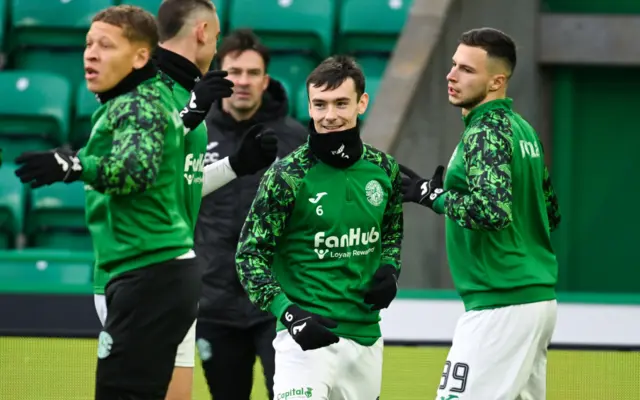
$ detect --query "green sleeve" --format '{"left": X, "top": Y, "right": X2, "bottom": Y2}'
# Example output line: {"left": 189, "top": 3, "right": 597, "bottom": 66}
{"left": 542, "top": 165, "right": 561, "bottom": 232}
{"left": 78, "top": 91, "right": 167, "bottom": 195}
{"left": 441, "top": 121, "right": 514, "bottom": 231}
{"left": 381, "top": 159, "right": 403, "bottom": 275}
{"left": 235, "top": 162, "right": 297, "bottom": 318}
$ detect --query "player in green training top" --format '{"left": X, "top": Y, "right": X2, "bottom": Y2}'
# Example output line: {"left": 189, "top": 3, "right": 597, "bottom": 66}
{"left": 89, "top": 2, "right": 278, "bottom": 399}
{"left": 15, "top": 6, "right": 203, "bottom": 399}
{"left": 401, "top": 28, "right": 561, "bottom": 400}
{"left": 236, "top": 56, "right": 404, "bottom": 400}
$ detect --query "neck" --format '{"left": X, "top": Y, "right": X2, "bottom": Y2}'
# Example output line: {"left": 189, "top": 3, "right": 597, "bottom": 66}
{"left": 160, "top": 41, "right": 206, "bottom": 74}
{"left": 462, "top": 91, "right": 507, "bottom": 116}
{"left": 308, "top": 120, "right": 363, "bottom": 169}
{"left": 222, "top": 98, "right": 261, "bottom": 122}
{"left": 154, "top": 46, "right": 203, "bottom": 91}
{"left": 95, "top": 61, "right": 157, "bottom": 104}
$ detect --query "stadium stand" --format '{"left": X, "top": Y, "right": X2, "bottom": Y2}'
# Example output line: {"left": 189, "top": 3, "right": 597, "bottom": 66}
{"left": 0, "top": 71, "right": 72, "bottom": 163}
{"left": 0, "top": 0, "right": 411, "bottom": 303}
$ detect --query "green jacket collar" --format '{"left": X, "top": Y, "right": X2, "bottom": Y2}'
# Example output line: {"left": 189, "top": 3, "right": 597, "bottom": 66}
{"left": 463, "top": 98, "right": 513, "bottom": 128}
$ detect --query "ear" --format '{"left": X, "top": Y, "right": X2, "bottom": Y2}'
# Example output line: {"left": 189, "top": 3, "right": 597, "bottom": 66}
{"left": 196, "top": 21, "right": 207, "bottom": 44}
{"left": 262, "top": 74, "right": 270, "bottom": 91}
{"left": 357, "top": 92, "right": 370, "bottom": 115}
{"left": 132, "top": 46, "right": 150, "bottom": 69}
{"left": 489, "top": 74, "right": 507, "bottom": 92}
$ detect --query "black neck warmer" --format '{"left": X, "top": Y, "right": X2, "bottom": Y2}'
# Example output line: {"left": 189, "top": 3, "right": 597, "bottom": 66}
{"left": 95, "top": 61, "right": 157, "bottom": 104}
{"left": 153, "top": 47, "right": 202, "bottom": 91}
{"left": 308, "top": 120, "right": 363, "bottom": 169}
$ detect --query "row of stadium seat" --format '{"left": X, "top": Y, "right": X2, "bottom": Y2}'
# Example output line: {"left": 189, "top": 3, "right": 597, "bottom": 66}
{"left": 0, "top": 69, "right": 381, "bottom": 163}
{"left": 0, "top": 0, "right": 411, "bottom": 87}
{"left": 0, "top": 164, "right": 90, "bottom": 251}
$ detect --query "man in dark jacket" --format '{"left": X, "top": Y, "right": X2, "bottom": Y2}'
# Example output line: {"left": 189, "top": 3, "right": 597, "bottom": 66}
{"left": 194, "top": 29, "right": 307, "bottom": 400}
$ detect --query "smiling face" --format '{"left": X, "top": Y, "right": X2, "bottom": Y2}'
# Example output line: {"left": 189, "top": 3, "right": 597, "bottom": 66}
{"left": 307, "top": 78, "right": 368, "bottom": 134}
{"left": 84, "top": 21, "right": 152, "bottom": 93}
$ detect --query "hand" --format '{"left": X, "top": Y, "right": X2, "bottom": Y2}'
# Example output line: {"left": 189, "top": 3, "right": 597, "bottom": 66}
{"left": 400, "top": 164, "right": 446, "bottom": 209}
{"left": 364, "top": 264, "right": 398, "bottom": 311}
{"left": 15, "top": 148, "right": 83, "bottom": 188}
{"left": 180, "top": 70, "right": 234, "bottom": 130}
{"left": 228, "top": 124, "right": 278, "bottom": 176}
{"left": 281, "top": 304, "right": 339, "bottom": 351}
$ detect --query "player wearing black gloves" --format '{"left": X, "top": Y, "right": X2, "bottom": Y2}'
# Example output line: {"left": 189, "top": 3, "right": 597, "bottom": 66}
{"left": 180, "top": 70, "right": 233, "bottom": 132}
{"left": 235, "top": 55, "right": 403, "bottom": 400}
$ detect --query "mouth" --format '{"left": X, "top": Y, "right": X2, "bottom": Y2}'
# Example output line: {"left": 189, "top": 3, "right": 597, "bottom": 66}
{"left": 234, "top": 91, "right": 251, "bottom": 98}
{"left": 322, "top": 125, "right": 344, "bottom": 132}
{"left": 85, "top": 67, "right": 99, "bottom": 81}
{"left": 448, "top": 86, "right": 458, "bottom": 96}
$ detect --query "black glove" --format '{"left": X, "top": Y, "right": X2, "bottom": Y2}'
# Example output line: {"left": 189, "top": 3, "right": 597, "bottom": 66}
{"left": 180, "top": 70, "right": 234, "bottom": 130}
{"left": 364, "top": 264, "right": 398, "bottom": 311}
{"left": 15, "top": 148, "right": 83, "bottom": 188}
{"left": 228, "top": 124, "right": 278, "bottom": 176}
{"left": 281, "top": 304, "right": 340, "bottom": 351}
{"left": 400, "top": 164, "right": 446, "bottom": 209}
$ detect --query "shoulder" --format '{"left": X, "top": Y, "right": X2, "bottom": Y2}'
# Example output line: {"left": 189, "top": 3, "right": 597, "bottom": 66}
{"left": 467, "top": 108, "right": 514, "bottom": 141}
{"left": 262, "top": 143, "right": 314, "bottom": 191}
{"left": 362, "top": 143, "right": 399, "bottom": 180}
{"left": 108, "top": 79, "right": 170, "bottom": 129}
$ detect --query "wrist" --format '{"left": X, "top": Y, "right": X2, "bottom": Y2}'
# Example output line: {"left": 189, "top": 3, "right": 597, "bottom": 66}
{"left": 78, "top": 154, "right": 96, "bottom": 184}
{"left": 268, "top": 292, "right": 294, "bottom": 319}
{"left": 432, "top": 193, "right": 447, "bottom": 214}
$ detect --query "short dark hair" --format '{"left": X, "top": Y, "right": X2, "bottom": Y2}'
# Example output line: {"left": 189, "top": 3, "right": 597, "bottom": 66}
{"left": 459, "top": 28, "right": 517, "bottom": 76}
{"left": 306, "top": 55, "right": 365, "bottom": 99}
{"left": 216, "top": 28, "right": 270, "bottom": 71}
{"left": 157, "top": 0, "right": 215, "bottom": 42}
{"left": 93, "top": 5, "right": 159, "bottom": 49}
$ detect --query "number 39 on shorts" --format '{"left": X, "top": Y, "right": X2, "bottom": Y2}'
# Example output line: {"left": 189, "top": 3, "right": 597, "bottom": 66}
{"left": 439, "top": 360, "right": 469, "bottom": 395}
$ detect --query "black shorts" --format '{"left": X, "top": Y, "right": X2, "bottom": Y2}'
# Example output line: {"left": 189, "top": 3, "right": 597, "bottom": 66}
{"left": 95, "top": 256, "right": 200, "bottom": 400}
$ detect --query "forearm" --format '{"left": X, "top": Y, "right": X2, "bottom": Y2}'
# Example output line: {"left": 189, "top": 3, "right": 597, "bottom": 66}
{"left": 435, "top": 188, "right": 512, "bottom": 231}
{"left": 236, "top": 241, "right": 293, "bottom": 317}
{"left": 381, "top": 163, "right": 404, "bottom": 274}
{"left": 201, "top": 157, "right": 237, "bottom": 197}
{"left": 543, "top": 166, "right": 561, "bottom": 231}
{"left": 78, "top": 149, "right": 161, "bottom": 195}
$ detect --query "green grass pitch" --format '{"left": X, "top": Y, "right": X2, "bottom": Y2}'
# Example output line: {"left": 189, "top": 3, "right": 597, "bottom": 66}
{"left": 0, "top": 338, "right": 638, "bottom": 399}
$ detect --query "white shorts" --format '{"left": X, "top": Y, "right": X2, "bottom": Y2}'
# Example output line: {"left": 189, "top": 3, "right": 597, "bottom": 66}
{"left": 94, "top": 294, "right": 196, "bottom": 368}
{"left": 272, "top": 330, "right": 383, "bottom": 400}
{"left": 436, "top": 299, "right": 557, "bottom": 400}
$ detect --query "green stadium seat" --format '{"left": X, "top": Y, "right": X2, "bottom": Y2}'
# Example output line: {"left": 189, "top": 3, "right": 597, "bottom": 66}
{"left": 27, "top": 182, "right": 92, "bottom": 251}
{"left": 10, "top": 0, "right": 110, "bottom": 47}
{"left": 269, "top": 54, "right": 316, "bottom": 93}
{"left": 0, "top": 71, "right": 72, "bottom": 162}
{"left": 357, "top": 56, "right": 388, "bottom": 79}
{"left": 0, "top": 249, "right": 94, "bottom": 294}
{"left": 229, "top": 0, "right": 336, "bottom": 58}
{"left": 0, "top": 0, "right": 6, "bottom": 52}
{"left": 10, "top": 0, "right": 110, "bottom": 88}
{"left": 268, "top": 74, "right": 295, "bottom": 116}
{"left": 0, "top": 164, "right": 25, "bottom": 249}
{"left": 72, "top": 84, "right": 100, "bottom": 149}
{"left": 338, "top": 0, "right": 413, "bottom": 54}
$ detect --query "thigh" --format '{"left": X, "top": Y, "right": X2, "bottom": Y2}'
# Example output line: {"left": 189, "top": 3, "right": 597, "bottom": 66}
{"left": 196, "top": 322, "right": 256, "bottom": 400}
{"left": 332, "top": 338, "right": 383, "bottom": 400}
{"left": 518, "top": 301, "right": 557, "bottom": 400}
{"left": 94, "top": 294, "right": 107, "bottom": 327}
{"left": 272, "top": 330, "right": 338, "bottom": 400}
{"left": 96, "top": 258, "right": 200, "bottom": 398}
{"left": 435, "top": 302, "right": 550, "bottom": 400}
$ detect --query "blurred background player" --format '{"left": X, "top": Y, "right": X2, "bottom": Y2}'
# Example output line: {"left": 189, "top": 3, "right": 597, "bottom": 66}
{"left": 235, "top": 55, "right": 404, "bottom": 400}
{"left": 401, "top": 28, "right": 561, "bottom": 400}
{"left": 15, "top": 5, "right": 202, "bottom": 400}
{"left": 194, "top": 28, "right": 306, "bottom": 400}
{"left": 87, "top": 1, "right": 276, "bottom": 400}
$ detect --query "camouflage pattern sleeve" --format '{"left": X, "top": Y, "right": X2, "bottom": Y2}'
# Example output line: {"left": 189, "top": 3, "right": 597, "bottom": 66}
{"left": 443, "top": 118, "right": 514, "bottom": 231}
{"left": 543, "top": 165, "right": 561, "bottom": 231}
{"left": 381, "top": 157, "right": 404, "bottom": 275}
{"left": 235, "top": 160, "right": 300, "bottom": 317}
{"left": 79, "top": 88, "right": 167, "bottom": 195}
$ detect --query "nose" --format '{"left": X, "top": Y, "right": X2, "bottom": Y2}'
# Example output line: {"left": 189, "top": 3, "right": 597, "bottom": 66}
{"left": 237, "top": 71, "right": 251, "bottom": 86}
{"left": 446, "top": 68, "right": 457, "bottom": 82}
{"left": 84, "top": 45, "right": 98, "bottom": 62}
{"left": 324, "top": 105, "right": 338, "bottom": 121}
